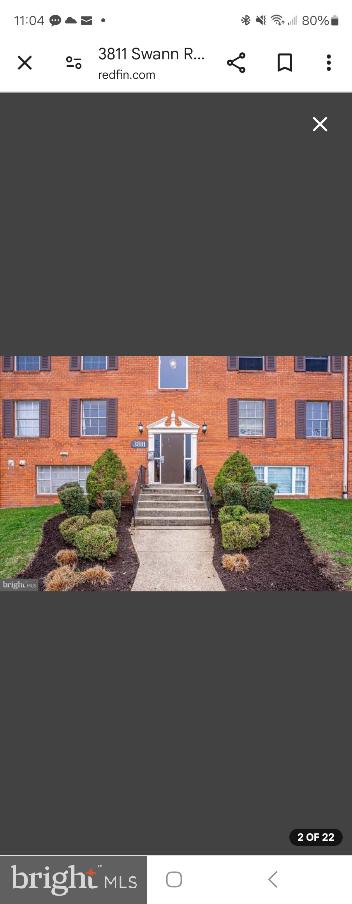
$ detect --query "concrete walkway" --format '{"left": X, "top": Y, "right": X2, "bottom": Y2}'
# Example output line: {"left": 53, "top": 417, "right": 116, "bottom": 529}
{"left": 131, "top": 528, "right": 225, "bottom": 592}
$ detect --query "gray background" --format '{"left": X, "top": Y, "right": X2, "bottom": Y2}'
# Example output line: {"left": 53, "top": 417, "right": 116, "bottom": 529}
{"left": 1, "top": 94, "right": 351, "bottom": 854}
{"left": 0, "top": 857, "right": 146, "bottom": 901}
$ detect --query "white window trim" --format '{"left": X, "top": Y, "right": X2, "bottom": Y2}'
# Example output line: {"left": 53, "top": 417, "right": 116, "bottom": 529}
{"left": 36, "top": 465, "right": 91, "bottom": 496}
{"left": 238, "top": 355, "right": 264, "bottom": 371}
{"left": 15, "top": 356, "right": 41, "bottom": 372}
{"left": 15, "top": 400, "right": 40, "bottom": 437}
{"left": 81, "top": 355, "right": 108, "bottom": 371}
{"left": 158, "top": 356, "right": 188, "bottom": 390}
{"left": 305, "top": 355, "right": 330, "bottom": 373}
{"left": 306, "top": 401, "right": 331, "bottom": 439}
{"left": 254, "top": 465, "right": 309, "bottom": 496}
{"left": 238, "top": 399, "right": 265, "bottom": 437}
{"left": 81, "top": 399, "right": 108, "bottom": 437}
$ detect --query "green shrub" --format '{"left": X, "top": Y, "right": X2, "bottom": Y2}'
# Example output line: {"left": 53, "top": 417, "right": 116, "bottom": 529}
{"left": 218, "top": 505, "right": 248, "bottom": 525}
{"left": 102, "top": 489, "right": 122, "bottom": 519}
{"left": 87, "top": 449, "right": 128, "bottom": 510}
{"left": 214, "top": 452, "right": 256, "bottom": 500}
{"left": 74, "top": 525, "right": 118, "bottom": 561}
{"left": 59, "top": 515, "right": 90, "bottom": 544}
{"left": 57, "top": 482, "right": 89, "bottom": 516}
{"left": 221, "top": 520, "right": 261, "bottom": 552}
{"left": 223, "top": 482, "right": 245, "bottom": 506}
{"left": 245, "top": 482, "right": 275, "bottom": 513}
{"left": 242, "top": 512, "right": 270, "bottom": 539}
{"left": 91, "top": 509, "right": 117, "bottom": 528}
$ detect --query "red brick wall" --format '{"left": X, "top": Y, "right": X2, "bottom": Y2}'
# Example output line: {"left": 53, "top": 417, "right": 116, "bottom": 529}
{"left": 0, "top": 355, "right": 347, "bottom": 506}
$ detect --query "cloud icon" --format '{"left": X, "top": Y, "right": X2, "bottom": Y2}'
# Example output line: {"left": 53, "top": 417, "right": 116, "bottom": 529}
{"left": 65, "top": 16, "right": 77, "bottom": 23}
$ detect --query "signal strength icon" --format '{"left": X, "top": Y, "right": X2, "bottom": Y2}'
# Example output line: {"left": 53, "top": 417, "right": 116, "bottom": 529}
{"left": 271, "top": 14, "right": 285, "bottom": 24}
{"left": 288, "top": 15, "right": 298, "bottom": 24}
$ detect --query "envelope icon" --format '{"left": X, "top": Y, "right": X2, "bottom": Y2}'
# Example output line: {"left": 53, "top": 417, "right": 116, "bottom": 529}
{"left": 81, "top": 15, "right": 92, "bottom": 24}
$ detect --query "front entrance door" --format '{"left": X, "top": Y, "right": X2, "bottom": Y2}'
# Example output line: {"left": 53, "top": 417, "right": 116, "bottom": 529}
{"left": 162, "top": 434, "right": 184, "bottom": 484}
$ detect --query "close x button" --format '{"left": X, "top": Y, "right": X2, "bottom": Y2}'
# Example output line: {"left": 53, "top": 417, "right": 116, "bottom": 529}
{"left": 18, "top": 55, "right": 32, "bottom": 70}
{"left": 313, "top": 115, "right": 328, "bottom": 132}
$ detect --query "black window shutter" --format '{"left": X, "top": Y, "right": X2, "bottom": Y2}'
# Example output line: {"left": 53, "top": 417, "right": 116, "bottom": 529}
{"left": 265, "top": 356, "right": 276, "bottom": 372}
{"left": 107, "top": 356, "right": 119, "bottom": 370}
{"left": 69, "top": 399, "right": 81, "bottom": 436}
{"left": 228, "top": 399, "right": 239, "bottom": 437}
{"left": 331, "top": 355, "right": 343, "bottom": 373}
{"left": 2, "top": 400, "right": 15, "bottom": 437}
{"left": 69, "top": 356, "right": 81, "bottom": 371}
{"left": 3, "top": 356, "right": 14, "bottom": 372}
{"left": 227, "top": 356, "right": 239, "bottom": 371}
{"left": 39, "top": 400, "right": 50, "bottom": 437}
{"left": 106, "top": 399, "right": 118, "bottom": 436}
{"left": 265, "top": 399, "right": 277, "bottom": 437}
{"left": 295, "top": 356, "right": 306, "bottom": 372}
{"left": 331, "top": 401, "right": 343, "bottom": 438}
{"left": 40, "top": 356, "right": 51, "bottom": 371}
{"left": 296, "top": 400, "right": 307, "bottom": 438}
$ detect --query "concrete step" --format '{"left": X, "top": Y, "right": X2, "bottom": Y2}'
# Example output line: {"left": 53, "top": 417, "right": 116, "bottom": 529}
{"left": 138, "top": 500, "right": 207, "bottom": 510}
{"left": 141, "top": 486, "right": 200, "bottom": 494}
{"left": 135, "top": 516, "right": 211, "bottom": 526}
{"left": 137, "top": 507, "right": 208, "bottom": 516}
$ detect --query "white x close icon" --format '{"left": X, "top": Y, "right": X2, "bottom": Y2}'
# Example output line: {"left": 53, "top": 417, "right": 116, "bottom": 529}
{"left": 313, "top": 116, "right": 328, "bottom": 132}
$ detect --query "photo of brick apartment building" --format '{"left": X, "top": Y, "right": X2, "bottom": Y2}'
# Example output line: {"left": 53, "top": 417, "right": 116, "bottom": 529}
{"left": 0, "top": 355, "right": 350, "bottom": 508}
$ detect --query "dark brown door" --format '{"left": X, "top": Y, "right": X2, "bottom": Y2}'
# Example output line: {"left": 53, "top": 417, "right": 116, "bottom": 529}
{"left": 162, "top": 434, "right": 184, "bottom": 484}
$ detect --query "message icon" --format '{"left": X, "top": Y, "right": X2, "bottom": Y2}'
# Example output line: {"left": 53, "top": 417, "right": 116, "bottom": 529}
{"left": 278, "top": 53, "right": 293, "bottom": 71}
{"left": 49, "top": 14, "right": 62, "bottom": 25}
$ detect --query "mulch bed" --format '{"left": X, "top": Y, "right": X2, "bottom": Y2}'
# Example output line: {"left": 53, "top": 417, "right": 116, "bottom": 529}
{"left": 213, "top": 507, "right": 338, "bottom": 592}
{"left": 18, "top": 507, "right": 139, "bottom": 592}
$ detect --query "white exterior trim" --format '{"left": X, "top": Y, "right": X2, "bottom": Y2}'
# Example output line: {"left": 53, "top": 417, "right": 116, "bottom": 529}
{"left": 147, "top": 411, "right": 199, "bottom": 484}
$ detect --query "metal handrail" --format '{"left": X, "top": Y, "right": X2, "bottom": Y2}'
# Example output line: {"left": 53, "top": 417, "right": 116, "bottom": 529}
{"left": 132, "top": 465, "right": 147, "bottom": 526}
{"left": 196, "top": 465, "right": 213, "bottom": 524}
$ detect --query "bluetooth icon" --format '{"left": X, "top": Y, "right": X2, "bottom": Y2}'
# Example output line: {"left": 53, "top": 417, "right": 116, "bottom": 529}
{"left": 241, "top": 15, "right": 251, "bottom": 24}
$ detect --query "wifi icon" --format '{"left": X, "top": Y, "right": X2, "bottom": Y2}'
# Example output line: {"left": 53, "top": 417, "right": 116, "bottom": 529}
{"left": 271, "top": 14, "right": 285, "bottom": 24}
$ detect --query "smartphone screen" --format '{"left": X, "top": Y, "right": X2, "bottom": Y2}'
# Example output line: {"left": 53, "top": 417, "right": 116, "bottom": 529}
{"left": 0, "top": 0, "right": 351, "bottom": 900}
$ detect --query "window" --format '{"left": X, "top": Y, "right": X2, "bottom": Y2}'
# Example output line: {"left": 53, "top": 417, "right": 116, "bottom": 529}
{"left": 239, "top": 400, "right": 265, "bottom": 436}
{"left": 81, "top": 400, "right": 107, "bottom": 436}
{"left": 16, "top": 401, "right": 40, "bottom": 437}
{"left": 185, "top": 433, "right": 192, "bottom": 483}
{"left": 305, "top": 356, "right": 329, "bottom": 372}
{"left": 239, "top": 356, "right": 264, "bottom": 371}
{"left": 254, "top": 465, "right": 308, "bottom": 495}
{"left": 159, "top": 356, "right": 188, "bottom": 389}
{"left": 306, "top": 401, "right": 330, "bottom": 438}
{"left": 82, "top": 356, "right": 108, "bottom": 370}
{"left": 16, "top": 356, "right": 40, "bottom": 371}
{"left": 37, "top": 465, "right": 91, "bottom": 495}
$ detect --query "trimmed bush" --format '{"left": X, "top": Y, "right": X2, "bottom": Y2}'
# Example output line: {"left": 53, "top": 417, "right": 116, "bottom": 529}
{"left": 222, "top": 553, "right": 250, "bottom": 574}
{"left": 218, "top": 504, "right": 248, "bottom": 525}
{"left": 91, "top": 509, "right": 117, "bottom": 528}
{"left": 44, "top": 565, "right": 77, "bottom": 592}
{"left": 214, "top": 452, "right": 256, "bottom": 501}
{"left": 55, "top": 549, "right": 78, "bottom": 567}
{"left": 222, "top": 482, "right": 245, "bottom": 506}
{"left": 86, "top": 449, "right": 128, "bottom": 510}
{"left": 242, "top": 512, "right": 270, "bottom": 539}
{"left": 74, "top": 525, "right": 118, "bottom": 561}
{"left": 57, "top": 482, "right": 89, "bottom": 516}
{"left": 102, "top": 489, "right": 122, "bottom": 519}
{"left": 59, "top": 515, "right": 90, "bottom": 545}
{"left": 245, "top": 482, "right": 275, "bottom": 513}
{"left": 221, "top": 520, "right": 261, "bottom": 552}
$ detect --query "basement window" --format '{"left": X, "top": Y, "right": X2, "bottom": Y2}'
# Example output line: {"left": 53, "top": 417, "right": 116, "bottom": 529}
{"left": 253, "top": 465, "right": 309, "bottom": 495}
{"left": 37, "top": 465, "right": 91, "bottom": 495}
{"left": 159, "top": 356, "right": 188, "bottom": 389}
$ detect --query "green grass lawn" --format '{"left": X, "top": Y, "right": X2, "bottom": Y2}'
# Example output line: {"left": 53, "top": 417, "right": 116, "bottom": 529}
{"left": 0, "top": 505, "right": 61, "bottom": 579}
{"left": 275, "top": 499, "right": 352, "bottom": 579}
